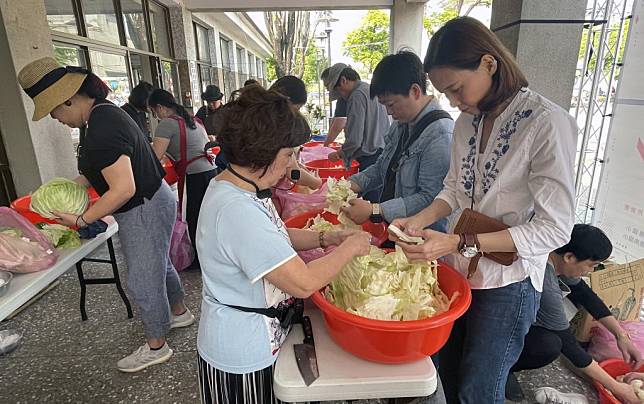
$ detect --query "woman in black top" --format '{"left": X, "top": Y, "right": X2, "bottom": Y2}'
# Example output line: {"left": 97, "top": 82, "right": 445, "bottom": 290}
{"left": 121, "top": 81, "right": 153, "bottom": 142}
{"left": 18, "top": 57, "right": 193, "bottom": 373}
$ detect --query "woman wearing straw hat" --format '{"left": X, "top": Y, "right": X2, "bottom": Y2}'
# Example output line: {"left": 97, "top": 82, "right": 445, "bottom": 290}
{"left": 18, "top": 57, "right": 194, "bottom": 373}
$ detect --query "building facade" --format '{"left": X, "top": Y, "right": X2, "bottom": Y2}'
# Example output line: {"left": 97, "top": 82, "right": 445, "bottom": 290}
{"left": 0, "top": 0, "right": 270, "bottom": 203}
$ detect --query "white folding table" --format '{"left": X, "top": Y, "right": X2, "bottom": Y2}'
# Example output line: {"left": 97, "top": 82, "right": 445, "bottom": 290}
{"left": 0, "top": 217, "right": 132, "bottom": 321}
{"left": 274, "top": 308, "right": 437, "bottom": 402}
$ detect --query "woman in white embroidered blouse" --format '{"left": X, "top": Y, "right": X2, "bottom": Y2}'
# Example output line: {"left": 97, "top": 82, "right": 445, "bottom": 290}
{"left": 391, "top": 17, "right": 576, "bottom": 404}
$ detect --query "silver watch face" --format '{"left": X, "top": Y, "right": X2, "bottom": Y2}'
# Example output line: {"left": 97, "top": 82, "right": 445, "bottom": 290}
{"left": 461, "top": 246, "right": 478, "bottom": 258}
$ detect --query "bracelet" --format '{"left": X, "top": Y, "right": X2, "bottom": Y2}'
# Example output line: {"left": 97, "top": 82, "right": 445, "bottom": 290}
{"left": 319, "top": 231, "right": 328, "bottom": 249}
{"left": 76, "top": 214, "right": 88, "bottom": 228}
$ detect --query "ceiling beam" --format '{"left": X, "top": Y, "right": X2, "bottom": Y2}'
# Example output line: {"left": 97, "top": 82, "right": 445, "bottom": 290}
{"left": 184, "top": 0, "right": 395, "bottom": 12}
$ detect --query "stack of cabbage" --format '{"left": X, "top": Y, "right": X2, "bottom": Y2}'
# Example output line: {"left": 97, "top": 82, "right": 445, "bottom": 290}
{"left": 36, "top": 223, "right": 81, "bottom": 249}
{"left": 325, "top": 246, "right": 456, "bottom": 321}
{"left": 306, "top": 177, "right": 360, "bottom": 231}
{"left": 30, "top": 178, "right": 88, "bottom": 219}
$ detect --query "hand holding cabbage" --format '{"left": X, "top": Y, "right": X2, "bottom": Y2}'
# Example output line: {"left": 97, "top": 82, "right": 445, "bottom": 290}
{"left": 30, "top": 178, "right": 88, "bottom": 219}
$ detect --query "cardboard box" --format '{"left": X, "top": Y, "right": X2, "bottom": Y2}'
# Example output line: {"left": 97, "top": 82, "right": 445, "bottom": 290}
{"left": 570, "top": 258, "right": 644, "bottom": 342}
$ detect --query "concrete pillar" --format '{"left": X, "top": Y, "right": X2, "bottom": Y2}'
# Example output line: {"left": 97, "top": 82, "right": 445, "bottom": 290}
{"left": 491, "top": 0, "right": 586, "bottom": 110}
{"left": 169, "top": 5, "right": 201, "bottom": 111}
{"left": 0, "top": 0, "right": 77, "bottom": 196}
{"left": 390, "top": 0, "right": 427, "bottom": 56}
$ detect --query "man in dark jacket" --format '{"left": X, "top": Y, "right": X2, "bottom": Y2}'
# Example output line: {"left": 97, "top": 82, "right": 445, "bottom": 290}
{"left": 195, "top": 85, "right": 223, "bottom": 139}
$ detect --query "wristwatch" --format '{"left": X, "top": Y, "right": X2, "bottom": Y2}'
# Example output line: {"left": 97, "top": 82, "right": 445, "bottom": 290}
{"left": 369, "top": 203, "right": 384, "bottom": 223}
{"left": 458, "top": 233, "right": 480, "bottom": 258}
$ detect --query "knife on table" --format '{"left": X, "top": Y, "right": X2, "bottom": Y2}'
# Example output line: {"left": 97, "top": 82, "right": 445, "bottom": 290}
{"left": 293, "top": 315, "right": 319, "bottom": 386}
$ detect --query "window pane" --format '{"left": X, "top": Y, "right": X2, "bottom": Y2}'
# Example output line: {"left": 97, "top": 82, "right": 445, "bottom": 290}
{"left": 149, "top": 2, "right": 171, "bottom": 56}
{"left": 130, "top": 53, "right": 153, "bottom": 86}
{"left": 256, "top": 58, "right": 262, "bottom": 78}
{"left": 81, "top": 0, "right": 120, "bottom": 44}
{"left": 45, "top": 0, "right": 78, "bottom": 35}
{"left": 121, "top": 0, "right": 148, "bottom": 51}
{"left": 89, "top": 50, "right": 130, "bottom": 106}
{"left": 199, "top": 65, "right": 212, "bottom": 92}
{"left": 220, "top": 38, "right": 231, "bottom": 69}
{"left": 53, "top": 43, "right": 87, "bottom": 67}
{"left": 196, "top": 25, "right": 210, "bottom": 62}
{"left": 161, "top": 61, "right": 180, "bottom": 99}
{"left": 236, "top": 47, "right": 246, "bottom": 74}
{"left": 248, "top": 53, "right": 256, "bottom": 76}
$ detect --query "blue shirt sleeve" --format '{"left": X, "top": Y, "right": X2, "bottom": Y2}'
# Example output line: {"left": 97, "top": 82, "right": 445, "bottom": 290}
{"left": 218, "top": 198, "right": 297, "bottom": 283}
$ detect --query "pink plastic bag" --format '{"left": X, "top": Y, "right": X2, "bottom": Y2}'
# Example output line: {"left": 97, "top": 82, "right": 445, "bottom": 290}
{"left": 0, "top": 207, "right": 58, "bottom": 273}
{"left": 169, "top": 209, "right": 194, "bottom": 272}
{"left": 300, "top": 146, "right": 337, "bottom": 164}
{"left": 273, "top": 182, "right": 328, "bottom": 220}
{"left": 588, "top": 321, "right": 644, "bottom": 362}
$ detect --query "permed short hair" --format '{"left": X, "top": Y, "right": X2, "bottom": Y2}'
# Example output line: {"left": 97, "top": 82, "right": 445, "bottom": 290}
{"left": 370, "top": 51, "right": 427, "bottom": 98}
{"left": 554, "top": 224, "right": 613, "bottom": 262}
{"left": 215, "top": 86, "right": 311, "bottom": 171}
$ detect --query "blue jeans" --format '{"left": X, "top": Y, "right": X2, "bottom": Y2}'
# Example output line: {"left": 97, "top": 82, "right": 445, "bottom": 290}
{"left": 439, "top": 277, "right": 540, "bottom": 404}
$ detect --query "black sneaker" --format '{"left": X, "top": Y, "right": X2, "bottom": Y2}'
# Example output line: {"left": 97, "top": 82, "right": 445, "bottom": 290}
{"left": 505, "top": 372, "right": 525, "bottom": 401}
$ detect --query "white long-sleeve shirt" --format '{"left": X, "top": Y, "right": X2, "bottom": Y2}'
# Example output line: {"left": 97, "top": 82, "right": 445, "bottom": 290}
{"left": 436, "top": 88, "right": 577, "bottom": 292}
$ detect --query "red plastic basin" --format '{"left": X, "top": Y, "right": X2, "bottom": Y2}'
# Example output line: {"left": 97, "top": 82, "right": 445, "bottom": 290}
{"left": 162, "top": 160, "right": 178, "bottom": 185}
{"left": 305, "top": 159, "right": 359, "bottom": 180}
{"left": 311, "top": 257, "right": 471, "bottom": 364}
{"left": 208, "top": 146, "right": 220, "bottom": 155}
{"left": 11, "top": 187, "right": 100, "bottom": 225}
{"left": 595, "top": 359, "right": 644, "bottom": 403}
{"left": 303, "top": 141, "right": 341, "bottom": 150}
{"left": 284, "top": 208, "right": 388, "bottom": 247}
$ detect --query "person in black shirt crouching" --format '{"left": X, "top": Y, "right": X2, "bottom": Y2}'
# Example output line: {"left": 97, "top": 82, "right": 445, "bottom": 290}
{"left": 18, "top": 57, "right": 193, "bottom": 374}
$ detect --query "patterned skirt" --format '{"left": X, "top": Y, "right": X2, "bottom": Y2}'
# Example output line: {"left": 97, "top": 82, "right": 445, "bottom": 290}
{"left": 197, "top": 354, "right": 283, "bottom": 404}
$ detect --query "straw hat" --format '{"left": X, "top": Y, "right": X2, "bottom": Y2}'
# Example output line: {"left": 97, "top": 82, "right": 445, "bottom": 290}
{"left": 18, "top": 57, "right": 87, "bottom": 121}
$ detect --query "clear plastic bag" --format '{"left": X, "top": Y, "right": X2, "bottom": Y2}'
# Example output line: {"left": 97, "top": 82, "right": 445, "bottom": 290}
{"left": 273, "top": 182, "right": 329, "bottom": 220}
{"left": 0, "top": 207, "right": 58, "bottom": 273}
{"left": 0, "top": 329, "right": 23, "bottom": 354}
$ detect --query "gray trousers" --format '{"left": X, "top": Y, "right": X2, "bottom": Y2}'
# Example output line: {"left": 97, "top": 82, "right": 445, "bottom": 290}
{"left": 114, "top": 182, "right": 185, "bottom": 339}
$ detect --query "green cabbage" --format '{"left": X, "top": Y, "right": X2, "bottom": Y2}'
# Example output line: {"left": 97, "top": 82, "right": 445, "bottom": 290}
{"left": 325, "top": 246, "right": 456, "bottom": 321}
{"left": 36, "top": 223, "right": 81, "bottom": 249}
{"left": 30, "top": 178, "right": 88, "bottom": 219}
{"left": 325, "top": 177, "right": 357, "bottom": 215}
{"left": 0, "top": 227, "right": 23, "bottom": 239}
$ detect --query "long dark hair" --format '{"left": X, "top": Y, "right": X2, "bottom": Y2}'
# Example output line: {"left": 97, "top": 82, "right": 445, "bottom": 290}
{"left": 424, "top": 17, "right": 528, "bottom": 113}
{"left": 148, "top": 89, "right": 197, "bottom": 129}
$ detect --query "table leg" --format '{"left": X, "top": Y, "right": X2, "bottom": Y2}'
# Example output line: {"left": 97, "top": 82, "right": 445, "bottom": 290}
{"left": 75, "top": 262, "right": 88, "bottom": 321}
{"left": 106, "top": 238, "right": 133, "bottom": 319}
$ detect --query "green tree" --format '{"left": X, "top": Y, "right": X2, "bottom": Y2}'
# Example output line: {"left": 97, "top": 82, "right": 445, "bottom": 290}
{"left": 424, "top": 0, "right": 491, "bottom": 36}
{"left": 342, "top": 10, "right": 390, "bottom": 74}
{"left": 264, "top": 11, "right": 319, "bottom": 78}
{"left": 302, "top": 42, "right": 326, "bottom": 87}
{"left": 578, "top": 19, "right": 630, "bottom": 76}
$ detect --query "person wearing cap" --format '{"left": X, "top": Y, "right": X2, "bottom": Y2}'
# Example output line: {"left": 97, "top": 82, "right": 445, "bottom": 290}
{"left": 121, "top": 81, "right": 154, "bottom": 142}
{"left": 320, "top": 68, "right": 347, "bottom": 147}
{"left": 195, "top": 84, "right": 223, "bottom": 139}
{"left": 18, "top": 57, "right": 192, "bottom": 373}
{"left": 322, "top": 63, "right": 390, "bottom": 202}
{"left": 340, "top": 52, "right": 453, "bottom": 231}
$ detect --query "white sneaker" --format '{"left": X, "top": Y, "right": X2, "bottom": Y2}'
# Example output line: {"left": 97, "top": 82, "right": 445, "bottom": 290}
{"left": 170, "top": 308, "right": 195, "bottom": 329}
{"left": 117, "top": 343, "right": 173, "bottom": 373}
{"left": 534, "top": 387, "right": 589, "bottom": 404}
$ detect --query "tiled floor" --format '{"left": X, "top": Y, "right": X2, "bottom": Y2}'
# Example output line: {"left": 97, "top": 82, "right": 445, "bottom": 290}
{"left": 0, "top": 237, "right": 598, "bottom": 403}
